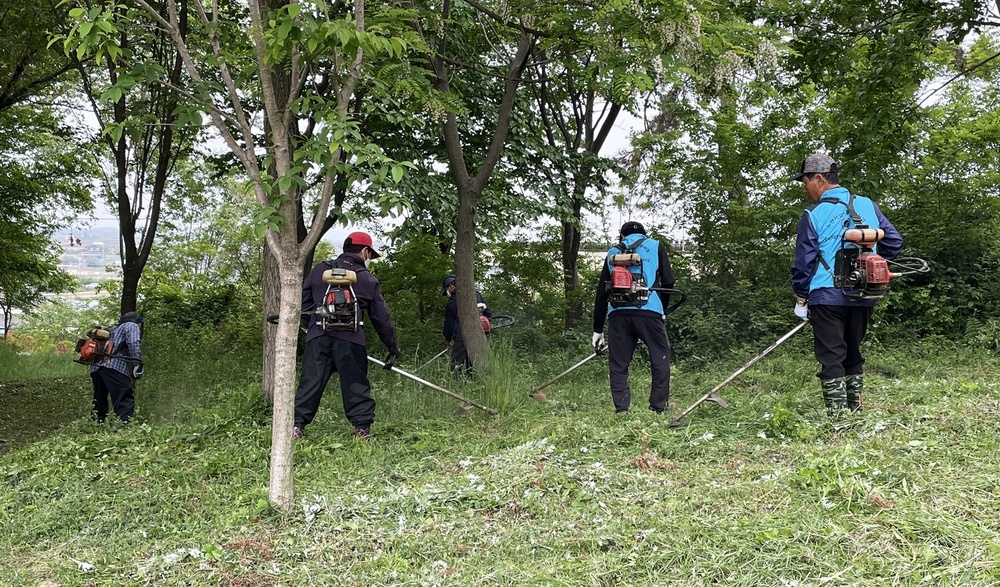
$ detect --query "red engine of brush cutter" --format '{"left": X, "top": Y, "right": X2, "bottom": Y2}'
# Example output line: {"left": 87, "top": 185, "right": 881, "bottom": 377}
{"left": 862, "top": 253, "right": 891, "bottom": 287}
{"left": 611, "top": 266, "right": 635, "bottom": 290}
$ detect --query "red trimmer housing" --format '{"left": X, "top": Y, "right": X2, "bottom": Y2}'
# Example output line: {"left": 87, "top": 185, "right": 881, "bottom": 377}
{"left": 611, "top": 266, "right": 635, "bottom": 290}
{"left": 862, "top": 252, "right": 891, "bottom": 287}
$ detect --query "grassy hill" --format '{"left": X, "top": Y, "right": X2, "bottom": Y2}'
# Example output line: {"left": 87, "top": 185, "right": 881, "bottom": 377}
{"left": 1, "top": 334, "right": 999, "bottom": 586}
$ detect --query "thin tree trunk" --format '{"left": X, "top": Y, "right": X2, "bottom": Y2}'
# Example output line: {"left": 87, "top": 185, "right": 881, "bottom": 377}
{"left": 262, "top": 245, "right": 281, "bottom": 403}
{"left": 436, "top": 31, "right": 535, "bottom": 370}
{"left": 561, "top": 191, "right": 583, "bottom": 329}
{"left": 454, "top": 183, "right": 487, "bottom": 368}
{"left": 267, "top": 247, "right": 302, "bottom": 509}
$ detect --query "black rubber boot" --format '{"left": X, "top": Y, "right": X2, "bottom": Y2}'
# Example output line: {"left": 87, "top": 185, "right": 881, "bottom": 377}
{"left": 846, "top": 374, "right": 864, "bottom": 412}
{"left": 821, "top": 377, "right": 848, "bottom": 420}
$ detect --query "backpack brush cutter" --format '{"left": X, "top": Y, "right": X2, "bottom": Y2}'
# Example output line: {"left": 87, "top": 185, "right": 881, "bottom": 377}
{"left": 529, "top": 289, "right": 686, "bottom": 403}
{"left": 416, "top": 315, "right": 516, "bottom": 372}
{"left": 266, "top": 303, "right": 503, "bottom": 417}
{"left": 669, "top": 246, "right": 929, "bottom": 427}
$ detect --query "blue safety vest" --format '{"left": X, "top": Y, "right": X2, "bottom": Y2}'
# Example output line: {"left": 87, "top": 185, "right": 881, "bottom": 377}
{"left": 606, "top": 234, "right": 665, "bottom": 315}
{"left": 807, "top": 188, "right": 881, "bottom": 292}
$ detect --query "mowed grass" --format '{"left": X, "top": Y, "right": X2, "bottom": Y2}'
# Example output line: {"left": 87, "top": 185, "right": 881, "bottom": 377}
{"left": 0, "top": 344, "right": 91, "bottom": 455}
{"left": 1, "top": 334, "right": 999, "bottom": 586}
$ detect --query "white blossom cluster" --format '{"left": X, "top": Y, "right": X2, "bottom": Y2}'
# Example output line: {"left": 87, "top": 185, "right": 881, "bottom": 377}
{"left": 422, "top": 101, "right": 448, "bottom": 125}
{"left": 753, "top": 39, "right": 779, "bottom": 77}
{"left": 713, "top": 50, "right": 744, "bottom": 94}
{"left": 495, "top": 0, "right": 511, "bottom": 22}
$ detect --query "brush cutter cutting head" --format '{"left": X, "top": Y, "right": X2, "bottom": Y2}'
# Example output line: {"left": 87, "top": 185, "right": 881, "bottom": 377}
{"left": 529, "top": 391, "right": 549, "bottom": 403}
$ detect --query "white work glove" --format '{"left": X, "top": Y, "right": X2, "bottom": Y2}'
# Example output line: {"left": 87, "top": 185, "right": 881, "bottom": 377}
{"left": 793, "top": 303, "right": 809, "bottom": 321}
{"left": 592, "top": 332, "right": 605, "bottom": 353}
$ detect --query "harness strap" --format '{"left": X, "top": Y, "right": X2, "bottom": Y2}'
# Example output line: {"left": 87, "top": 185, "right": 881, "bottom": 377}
{"left": 818, "top": 192, "right": 865, "bottom": 227}
{"left": 816, "top": 192, "right": 866, "bottom": 272}
{"left": 612, "top": 236, "right": 648, "bottom": 254}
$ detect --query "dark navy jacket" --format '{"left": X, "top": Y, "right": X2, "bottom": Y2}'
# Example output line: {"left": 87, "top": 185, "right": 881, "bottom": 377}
{"left": 443, "top": 290, "right": 491, "bottom": 342}
{"left": 302, "top": 253, "right": 398, "bottom": 351}
{"left": 792, "top": 186, "right": 904, "bottom": 307}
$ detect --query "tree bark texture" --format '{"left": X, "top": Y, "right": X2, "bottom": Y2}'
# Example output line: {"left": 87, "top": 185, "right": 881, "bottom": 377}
{"left": 261, "top": 245, "right": 281, "bottom": 404}
{"left": 267, "top": 252, "right": 303, "bottom": 510}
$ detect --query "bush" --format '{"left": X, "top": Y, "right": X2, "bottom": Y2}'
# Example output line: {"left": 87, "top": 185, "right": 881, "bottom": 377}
{"left": 7, "top": 299, "right": 114, "bottom": 354}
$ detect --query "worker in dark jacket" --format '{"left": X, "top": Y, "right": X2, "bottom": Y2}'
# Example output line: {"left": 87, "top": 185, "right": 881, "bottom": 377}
{"left": 293, "top": 231, "right": 400, "bottom": 440}
{"left": 790, "top": 152, "right": 903, "bottom": 418}
{"left": 90, "top": 312, "right": 143, "bottom": 423}
{"left": 441, "top": 275, "right": 492, "bottom": 376}
{"left": 593, "top": 221, "right": 675, "bottom": 413}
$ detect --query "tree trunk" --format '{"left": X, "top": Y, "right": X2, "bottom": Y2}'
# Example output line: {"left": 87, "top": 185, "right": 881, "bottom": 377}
{"left": 454, "top": 184, "right": 488, "bottom": 369}
{"left": 259, "top": 0, "right": 294, "bottom": 404}
{"left": 267, "top": 243, "right": 302, "bottom": 509}
{"left": 110, "top": 1, "right": 184, "bottom": 315}
{"left": 433, "top": 30, "right": 535, "bottom": 370}
{"left": 262, "top": 245, "right": 281, "bottom": 403}
{"left": 120, "top": 271, "right": 139, "bottom": 315}
{"left": 561, "top": 195, "right": 583, "bottom": 329}
{"left": 1, "top": 305, "right": 11, "bottom": 340}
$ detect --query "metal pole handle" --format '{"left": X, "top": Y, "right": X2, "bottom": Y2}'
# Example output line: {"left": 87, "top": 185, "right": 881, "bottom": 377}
{"left": 670, "top": 321, "right": 809, "bottom": 427}
{"left": 416, "top": 348, "right": 449, "bottom": 371}
{"left": 529, "top": 351, "right": 600, "bottom": 396}
{"left": 368, "top": 356, "right": 498, "bottom": 415}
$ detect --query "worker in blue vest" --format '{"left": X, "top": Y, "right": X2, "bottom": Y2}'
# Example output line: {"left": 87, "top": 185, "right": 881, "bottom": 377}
{"left": 791, "top": 152, "right": 903, "bottom": 418}
{"left": 593, "top": 221, "right": 675, "bottom": 413}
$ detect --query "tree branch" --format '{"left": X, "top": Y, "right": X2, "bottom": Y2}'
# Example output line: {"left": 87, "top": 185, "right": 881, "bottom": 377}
{"left": 459, "top": 0, "right": 552, "bottom": 38}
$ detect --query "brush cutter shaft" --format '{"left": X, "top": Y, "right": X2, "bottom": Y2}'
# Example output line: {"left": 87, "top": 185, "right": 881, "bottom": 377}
{"left": 417, "top": 348, "right": 449, "bottom": 371}
{"left": 367, "top": 356, "right": 498, "bottom": 415}
{"left": 671, "top": 321, "right": 809, "bottom": 426}
{"left": 530, "top": 352, "right": 598, "bottom": 396}
{"left": 649, "top": 288, "right": 687, "bottom": 316}
{"left": 76, "top": 355, "right": 143, "bottom": 365}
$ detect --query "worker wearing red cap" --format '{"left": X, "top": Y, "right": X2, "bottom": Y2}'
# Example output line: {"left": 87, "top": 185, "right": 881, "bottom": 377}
{"left": 293, "top": 231, "right": 400, "bottom": 440}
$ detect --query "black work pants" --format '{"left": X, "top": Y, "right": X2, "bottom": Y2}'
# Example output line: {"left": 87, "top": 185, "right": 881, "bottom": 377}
{"left": 294, "top": 335, "right": 374, "bottom": 429}
{"left": 607, "top": 311, "right": 671, "bottom": 412}
{"left": 450, "top": 328, "right": 472, "bottom": 376}
{"left": 809, "top": 304, "right": 874, "bottom": 380}
{"left": 91, "top": 368, "right": 135, "bottom": 423}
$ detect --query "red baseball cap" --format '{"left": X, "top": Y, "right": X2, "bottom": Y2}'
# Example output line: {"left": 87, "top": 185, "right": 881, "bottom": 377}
{"left": 344, "top": 231, "right": 381, "bottom": 258}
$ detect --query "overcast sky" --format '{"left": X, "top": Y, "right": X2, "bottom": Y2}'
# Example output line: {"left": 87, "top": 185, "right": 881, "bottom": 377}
{"left": 82, "top": 107, "right": 648, "bottom": 252}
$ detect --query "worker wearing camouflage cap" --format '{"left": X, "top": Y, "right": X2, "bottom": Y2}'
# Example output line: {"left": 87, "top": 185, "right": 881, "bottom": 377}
{"left": 790, "top": 152, "right": 904, "bottom": 418}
